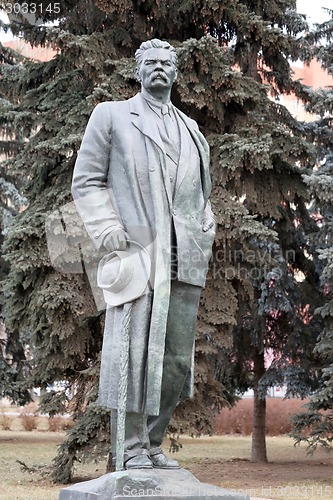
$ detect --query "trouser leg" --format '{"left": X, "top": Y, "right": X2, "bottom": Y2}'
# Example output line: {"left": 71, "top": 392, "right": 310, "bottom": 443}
{"left": 148, "top": 280, "right": 201, "bottom": 449}
{"left": 111, "top": 409, "right": 150, "bottom": 464}
{"left": 111, "top": 280, "right": 201, "bottom": 464}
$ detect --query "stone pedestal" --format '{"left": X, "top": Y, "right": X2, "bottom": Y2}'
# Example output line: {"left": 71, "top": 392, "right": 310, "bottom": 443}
{"left": 59, "top": 468, "right": 249, "bottom": 500}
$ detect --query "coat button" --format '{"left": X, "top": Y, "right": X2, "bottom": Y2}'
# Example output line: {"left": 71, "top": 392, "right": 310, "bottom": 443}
{"left": 149, "top": 165, "right": 156, "bottom": 172}
{"left": 93, "top": 231, "right": 99, "bottom": 238}
{"left": 170, "top": 176, "right": 174, "bottom": 182}
{"left": 173, "top": 209, "right": 177, "bottom": 216}
{"left": 192, "top": 180, "right": 196, "bottom": 185}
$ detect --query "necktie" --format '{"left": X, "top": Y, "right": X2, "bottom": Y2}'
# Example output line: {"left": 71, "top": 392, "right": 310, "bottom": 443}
{"left": 161, "top": 104, "right": 178, "bottom": 147}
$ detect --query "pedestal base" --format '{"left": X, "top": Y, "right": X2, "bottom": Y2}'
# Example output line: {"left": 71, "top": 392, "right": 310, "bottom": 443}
{"left": 59, "top": 468, "right": 249, "bottom": 500}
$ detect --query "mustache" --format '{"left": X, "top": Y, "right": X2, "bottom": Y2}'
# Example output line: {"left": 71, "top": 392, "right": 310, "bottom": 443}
{"left": 151, "top": 71, "right": 168, "bottom": 82}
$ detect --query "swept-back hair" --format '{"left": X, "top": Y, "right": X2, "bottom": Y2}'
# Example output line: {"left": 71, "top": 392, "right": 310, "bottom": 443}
{"left": 135, "top": 39, "right": 177, "bottom": 68}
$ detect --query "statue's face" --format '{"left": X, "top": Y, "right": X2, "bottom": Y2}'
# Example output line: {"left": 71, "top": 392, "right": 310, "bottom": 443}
{"left": 138, "top": 48, "right": 177, "bottom": 93}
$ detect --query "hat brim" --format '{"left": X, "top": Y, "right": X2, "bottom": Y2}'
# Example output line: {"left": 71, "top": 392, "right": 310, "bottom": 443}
{"left": 99, "top": 240, "right": 151, "bottom": 307}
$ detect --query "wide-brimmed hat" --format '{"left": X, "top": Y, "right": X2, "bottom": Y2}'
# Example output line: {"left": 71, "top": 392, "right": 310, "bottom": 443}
{"left": 97, "top": 240, "right": 151, "bottom": 307}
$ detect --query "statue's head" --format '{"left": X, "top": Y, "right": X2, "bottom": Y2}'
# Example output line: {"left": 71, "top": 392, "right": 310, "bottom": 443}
{"left": 135, "top": 39, "right": 178, "bottom": 94}
{"left": 135, "top": 39, "right": 178, "bottom": 70}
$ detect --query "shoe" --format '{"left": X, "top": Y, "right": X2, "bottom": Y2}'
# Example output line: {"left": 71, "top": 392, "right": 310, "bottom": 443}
{"left": 125, "top": 454, "right": 153, "bottom": 469}
{"left": 149, "top": 450, "right": 180, "bottom": 469}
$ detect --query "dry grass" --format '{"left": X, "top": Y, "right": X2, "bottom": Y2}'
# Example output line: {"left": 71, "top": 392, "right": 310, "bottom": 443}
{"left": 173, "top": 435, "right": 333, "bottom": 500}
{"left": 48, "top": 416, "right": 74, "bottom": 432}
{"left": 0, "top": 410, "right": 13, "bottom": 430}
{"left": 214, "top": 398, "right": 309, "bottom": 436}
{"left": 0, "top": 430, "right": 64, "bottom": 500}
{"left": 1, "top": 399, "right": 332, "bottom": 500}
{"left": 1, "top": 431, "right": 332, "bottom": 500}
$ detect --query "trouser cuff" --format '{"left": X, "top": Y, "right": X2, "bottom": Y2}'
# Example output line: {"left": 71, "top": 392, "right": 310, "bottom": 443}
{"left": 112, "top": 448, "right": 149, "bottom": 466}
{"left": 124, "top": 448, "right": 149, "bottom": 464}
{"left": 149, "top": 446, "right": 163, "bottom": 456}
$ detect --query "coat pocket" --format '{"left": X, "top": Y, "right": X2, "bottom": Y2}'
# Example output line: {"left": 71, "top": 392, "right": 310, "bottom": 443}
{"left": 175, "top": 219, "right": 215, "bottom": 287}
{"left": 193, "top": 224, "right": 215, "bottom": 263}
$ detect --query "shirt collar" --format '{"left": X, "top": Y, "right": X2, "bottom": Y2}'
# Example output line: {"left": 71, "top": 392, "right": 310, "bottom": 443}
{"left": 141, "top": 91, "right": 172, "bottom": 117}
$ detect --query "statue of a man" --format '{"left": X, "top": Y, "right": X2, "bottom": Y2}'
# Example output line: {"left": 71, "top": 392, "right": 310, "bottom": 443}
{"left": 72, "top": 39, "right": 215, "bottom": 470}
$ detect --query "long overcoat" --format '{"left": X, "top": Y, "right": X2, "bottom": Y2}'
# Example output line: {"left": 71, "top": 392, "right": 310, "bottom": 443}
{"left": 72, "top": 93, "right": 215, "bottom": 416}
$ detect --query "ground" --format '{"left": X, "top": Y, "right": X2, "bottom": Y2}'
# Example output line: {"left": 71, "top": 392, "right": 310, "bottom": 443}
{"left": 176, "top": 436, "right": 333, "bottom": 499}
{"left": 188, "top": 457, "right": 332, "bottom": 499}
{"left": 1, "top": 429, "right": 332, "bottom": 500}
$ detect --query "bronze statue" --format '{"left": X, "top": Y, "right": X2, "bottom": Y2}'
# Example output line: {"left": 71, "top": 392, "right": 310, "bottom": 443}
{"left": 72, "top": 38, "right": 215, "bottom": 471}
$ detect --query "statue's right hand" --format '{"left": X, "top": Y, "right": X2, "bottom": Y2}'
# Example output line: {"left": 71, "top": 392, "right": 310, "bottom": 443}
{"left": 102, "top": 229, "right": 127, "bottom": 252}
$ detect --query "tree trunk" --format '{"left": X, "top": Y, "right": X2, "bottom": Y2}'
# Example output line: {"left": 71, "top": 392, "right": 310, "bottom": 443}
{"left": 251, "top": 348, "right": 268, "bottom": 462}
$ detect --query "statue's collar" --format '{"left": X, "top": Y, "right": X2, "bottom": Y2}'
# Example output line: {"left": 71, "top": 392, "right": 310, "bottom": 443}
{"left": 140, "top": 90, "right": 171, "bottom": 109}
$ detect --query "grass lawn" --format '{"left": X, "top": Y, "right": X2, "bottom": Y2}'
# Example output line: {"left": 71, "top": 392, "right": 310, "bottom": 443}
{"left": 176, "top": 435, "right": 333, "bottom": 499}
{"left": 0, "top": 430, "right": 63, "bottom": 500}
{"left": 1, "top": 428, "right": 332, "bottom": 500}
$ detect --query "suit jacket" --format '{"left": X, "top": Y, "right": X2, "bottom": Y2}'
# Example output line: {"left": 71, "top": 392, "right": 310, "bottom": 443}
{"left": 71, "top": 93, "right": 215, "bottom": 415}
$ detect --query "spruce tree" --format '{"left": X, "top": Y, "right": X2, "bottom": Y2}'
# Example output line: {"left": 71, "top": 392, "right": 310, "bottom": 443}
{"left": 0, "top": 0, "right": 322, "bottom": 480}
{"left": 201, "top": 0, "right": 324, "bottom": 463}
{"left": 291, "top": 9, "right": 333, "bottom": 452}
{"left": 0, "top": 38, "right": 30, "bottom": 403}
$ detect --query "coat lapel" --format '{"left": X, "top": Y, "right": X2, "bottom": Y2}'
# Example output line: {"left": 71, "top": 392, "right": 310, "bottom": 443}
{"left": 129, "top": 94, "right": 164, "bottom": 153}
{"left": 129, "top": 93, "right": 173, "bottom": 208}
{"left": 174, "top": 108, "right": 211, "bottom": 206}
{"left": 174, "top": 112, "right": 192, "bottom": 195}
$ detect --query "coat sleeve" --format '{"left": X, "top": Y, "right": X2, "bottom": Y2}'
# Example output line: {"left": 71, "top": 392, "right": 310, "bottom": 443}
{"left": 71, "top": 102, "right": 124, "bottom": 250}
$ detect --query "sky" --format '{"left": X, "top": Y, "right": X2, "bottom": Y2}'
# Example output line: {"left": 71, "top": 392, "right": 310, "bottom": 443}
{"left": 0, "top": 0, "right": 332, "bottom": 43}
{"left": 297, "top": 0, "right": 332, "bottom": 24}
